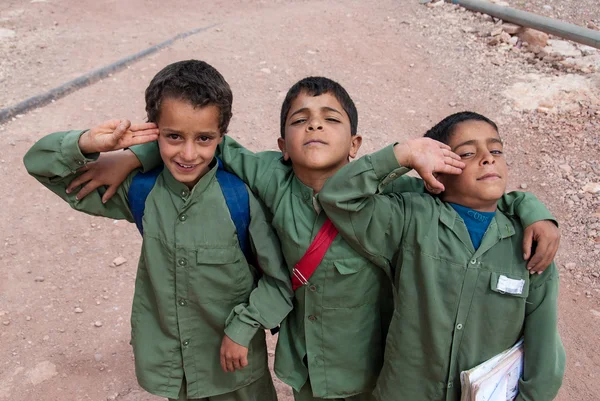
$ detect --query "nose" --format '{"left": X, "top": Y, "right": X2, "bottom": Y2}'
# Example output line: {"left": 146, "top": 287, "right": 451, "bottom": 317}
{"left": 181, "top": 141, "right": 197, "bottom": 161}
{"left": 481, "top": 150, "right": 495, "bottom": 165}
{"left": 307, "top": 118, "right": 323, "bottom": 131}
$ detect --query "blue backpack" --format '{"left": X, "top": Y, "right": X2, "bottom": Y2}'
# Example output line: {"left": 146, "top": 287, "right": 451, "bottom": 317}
{"left": 127, "top": 158, "right": 252, "bottom": 262}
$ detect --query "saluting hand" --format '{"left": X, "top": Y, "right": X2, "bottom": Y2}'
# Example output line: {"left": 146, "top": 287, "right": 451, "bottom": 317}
{"left": 394, "top": 138, "right": 465, "bottom": 193}
{"left": 78, "top": 119, "right": 159, "bottom": 154}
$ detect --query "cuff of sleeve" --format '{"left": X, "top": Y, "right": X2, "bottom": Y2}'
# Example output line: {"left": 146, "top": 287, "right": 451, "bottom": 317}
{"left": 224, "top": 317, "right": 260, "bottom": 347}
{"left": 60, "top": 130, "right": 99, "bottom": 171}
{"left": 129, "top": 142, "right": 161, "bottom": 173}
{"left": 370, "top": 144, "right": 412, "bottom": 190}
{"left": 518, "top": 200, "right": 558, "bottom": 228}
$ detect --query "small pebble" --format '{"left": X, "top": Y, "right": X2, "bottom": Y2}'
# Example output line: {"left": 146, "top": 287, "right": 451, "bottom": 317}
{"left": 94, "top": 321, "right": 103, "bottom": 327}
{"left": 520, "top": 183, "right": 528, "bottom": 189}
{"left": 34, "top": 276, "right": 45, "bottom": 282}
{"left": 26, "top": 316, "right": 32, "bottom": 321}
{"left": 74, "top": 307, "right": 83, "bottom": 313}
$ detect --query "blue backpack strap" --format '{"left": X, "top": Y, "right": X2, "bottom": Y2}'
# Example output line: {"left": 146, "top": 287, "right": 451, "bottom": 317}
{"left": 215, "top": 158, "right": 252, "bottom": 262}
{"left": 128, "top": 167, "right": 163, "bottom": 235}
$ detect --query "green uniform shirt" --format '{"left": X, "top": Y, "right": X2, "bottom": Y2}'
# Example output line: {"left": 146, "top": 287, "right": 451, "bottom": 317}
{"left": 131, "top": 137, "right": 557, "bottom": 399}
{"left": 318, "top": 145, "right": 566, "bottom": 401}
{"left": 24, "top": 131, "right": 293, "bottom": 400}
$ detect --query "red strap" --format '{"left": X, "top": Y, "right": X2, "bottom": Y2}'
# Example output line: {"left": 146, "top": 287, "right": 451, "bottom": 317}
{"left": 292, "top": 218, "right": 339, "bottom": 291}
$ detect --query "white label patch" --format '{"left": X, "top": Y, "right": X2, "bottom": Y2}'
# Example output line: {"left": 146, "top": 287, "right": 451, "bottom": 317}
{"left": 497, "top": 275, "right": 525, "bottom": 295}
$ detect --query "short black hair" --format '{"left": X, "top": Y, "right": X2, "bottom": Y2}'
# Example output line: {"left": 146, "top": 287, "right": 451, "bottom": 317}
{"left": 145, "top": 60, "right": 233, "bottom": 134}
{"left": 280, "top": 77, "right": 358, "bottom": 138}
{"left": 424, "top": 111, "right": 498, "bottom": 144}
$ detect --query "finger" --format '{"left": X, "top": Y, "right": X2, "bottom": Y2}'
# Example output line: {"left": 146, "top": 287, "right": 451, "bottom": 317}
{"left": 112, "top": 120, "right": 131, "bottom": 141}
{"left": 66, "top": 170, "right": 94, "bottom": 193}
{"left": 232, "top": 357, "right": 242, "bottom": 371}
{"left": 129, "top": 128, "right": 160, "bottom": 137}
{"left": 240, "top": 355, "right": 248, "bottom": 368}
{"left": 444, "top": 156, "right": 466, "bottom": 169}
{"left": 442, "top": 149, "right": 463, "bottom": 161}
{"left": 76, "top": 180, "right": 103, "bottom": 200}
{"left": 226, "top": 357, "right": 235, "bottom": 373}
{"left": 532, "top": 237, "right": 557, "bottom": 273}
{"left": 439, "top": 164, "right": 464, "bottom": 175}
{"left": 129, "top": 122, "right": 158, "bottom": 132}
{"left": 422, "top": 172, "right": 445, "bottom": 192}
{"left": 220, "top": 350, "right": 227, "bottom": 373}
{"left": 123, "top": 133, "right": 159, "bottom": 147}
{"left": 527, "top": 237, "right": 548, "bottom": 270}
{"left": 522, "top": 227, "right": 533, "bottom": 265}
{"left": 101, "top": 184, "right": 119, "bottom": 204}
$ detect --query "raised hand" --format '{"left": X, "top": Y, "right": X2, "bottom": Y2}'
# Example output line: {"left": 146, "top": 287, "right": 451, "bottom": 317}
{"left": 78, "top": 120, "right": 159, "bottom": 154}
{"left": 394, "top": 138, "right": 465, "bottom": 192}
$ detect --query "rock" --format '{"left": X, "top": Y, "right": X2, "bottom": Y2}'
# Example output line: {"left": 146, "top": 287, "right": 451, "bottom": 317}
{"left": 565, "top": 262, "right": 576, "bottom": 271}
{"left": 449, "top": 101, "right": 457, "bottom": 107}
{"left": 2, "top": 320, "right": 10, "bottom": 326}
{"left": 499, "top": 31, "right": 512, "bottom": 43}
{"left": 520, "top": 183, "right": 528, "bottom": 189}
{"left": 461, "top": 26, "right": 477, "bottom": 34}
{"left": 559, "top": 164, "right": 572, "bottom": 174}
{"left": 260, "top": 68, "right": 271, "bottom": 74}
{"left": 583, "top": 277, "right": 593, "bottom": 285}
{"left": 26, "top": 361, "right": 58, "bottom": 385}
{"left": 508, "top": 36, "right": 519, "bottom": 45}
{"left": 502, "top": 23, "right": 522, "bottom": 35}
{"left": 0, "top": 28, "right": 16, "bottom": 40}
{"left": 593, "top": 272, "right": 600, "bottom": 278}
{"left": 94, "top": 353, "right": 103, "bottom": 362}
{"left": 94, "top": 321, "right": 103, "bottom": 327}
{"left": 74, "top": 307, "right": 83, "bottom": 313}
{"left": 111, "top": 256, "right": 127, "bottom": 267}
{"left": 491, "top": 27, "right": 503, "bottom": 37}
{"left": 34, "top": 276, "right": 45, "bottom": 282}
{"left": 578, "top": 44, "right": 598, "bottom": 57}
{"left": 518, "top": 28, "right": 549, "bottom": 48}
{"left": 26, "top": 316, "right": 32, "bottom": 321}
{"left": 43, "top": 335, "right": 49, "bottom": 341}
{"left": 488, "top": 36, "right": 501, "bottom": 46}
{"left": 543, "top": 5, "right": 553, "bottom": 11}
{"left": 583, "top": 183, "right": 600, "bottom": 194}
{"left": 547, "top": 39, "right": 583, "bottom": 58}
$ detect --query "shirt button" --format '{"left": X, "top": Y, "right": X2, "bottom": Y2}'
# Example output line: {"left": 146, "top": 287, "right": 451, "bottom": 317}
{"left": 179, "top": 299, "right": 187, "bottom": 306}
{"left": 309, "top": 285, "right": 317, "bottom": 292}
{"left": 308, "top": 315, "right": 317, "bottom": 321}
{"left": 447, "top": 382, "right": 453, "bottom": 389}
{"left": 183, "top": 340, "right": 189, "bottom": 346}
{"left": 76, "top": 160, "right": 84, "bottom": 166}
{"left": 470, "top": 259, "right": 477, "bottom": 265}
{"left": 179, "top": 214, "right": 187, "bottom": 222}
{"left": 178, "top": 258, "right": 187, "bottom": 267}
{"left": 303, "top": 193, "right": 310, "bottom": 201}
{"left": 389, "top": 172, "right": 397, "bottom": 179}
{"left": 456, "top": 323, "right": 463, "bottom": 330}
{"left": 180, "top": 190, "right": 188, "bottom": 198}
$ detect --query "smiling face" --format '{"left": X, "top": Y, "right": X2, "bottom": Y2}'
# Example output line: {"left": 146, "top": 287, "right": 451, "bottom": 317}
{"left": 439, "top": 120, "right": 508, "bottom": 212}
{"left": 278, "top": 91, "right": 362, "bottom": 177}
{"left": 157, "top": 97, "right": 223, "bottom": 189}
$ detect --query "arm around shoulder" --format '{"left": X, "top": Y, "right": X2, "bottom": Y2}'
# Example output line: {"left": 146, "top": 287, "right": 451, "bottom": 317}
{"left": 224, "top": 191, "right": 293, "bottom": 347}
{"left": 516, "top": 264, "right": 565, "bottom": 401}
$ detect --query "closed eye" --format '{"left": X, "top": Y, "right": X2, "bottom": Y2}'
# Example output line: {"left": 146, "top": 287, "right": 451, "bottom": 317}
{"left": 491, "top": 150, "right": 503, "bottom": 155}
{"left": 291, "top": 118, "right": 307, "bottom": 125}
{"left": 326, "top": 117, "right": 340, "bottom": 123}
{"left": 460, "top": 152, "right": 474, "bottom": 158}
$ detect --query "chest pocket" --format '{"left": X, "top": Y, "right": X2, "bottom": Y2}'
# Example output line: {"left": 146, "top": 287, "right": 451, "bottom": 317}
{"left": 322, "top": 257, "right": 384, "bottom": 308}
{"left": 486, "top": 271, "right": 529, "bottom": 326}
{"left": 192, "top": 248, "right": 255, "bottom": 304}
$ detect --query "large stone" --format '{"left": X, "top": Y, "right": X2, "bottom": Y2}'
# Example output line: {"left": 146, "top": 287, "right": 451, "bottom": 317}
{"left": 26, "top": 361, "right": 57, "bottom": 385}
{"left": 583, "top": 183, "right": 600, "bottom": 194}
{"left": 546, "top": 39, "right": 582, "bottom": 58}
{"left": 502, "top": 23, "right": 522, "bottom": 35}
{"left": 518, "top": 28, "right": 549, "bottom": 48}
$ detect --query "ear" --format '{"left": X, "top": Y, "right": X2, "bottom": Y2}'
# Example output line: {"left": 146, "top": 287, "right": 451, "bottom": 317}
{"left": 348, "top": 135, "right": 363, "bottom": 159}
{"left": 277, "top": 137, "right": 290, "bottom": 161}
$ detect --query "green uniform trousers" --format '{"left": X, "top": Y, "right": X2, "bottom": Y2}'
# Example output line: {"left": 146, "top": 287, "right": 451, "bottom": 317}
{"left": 293, "top": 379, "right": 375, "bottom": 401}
{"left": 168, "top": 373, "right": 277, "bottom": 401}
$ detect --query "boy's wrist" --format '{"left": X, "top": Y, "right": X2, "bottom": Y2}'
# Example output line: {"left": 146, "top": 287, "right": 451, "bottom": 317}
{"left": 393, "top": 142, "right": 412, "bottom": 168}
{"left": 78, "top": 130, "right": 97, "bottom": 154}
{"left": 122, "top": 148, "right": 143, "bottom": 169}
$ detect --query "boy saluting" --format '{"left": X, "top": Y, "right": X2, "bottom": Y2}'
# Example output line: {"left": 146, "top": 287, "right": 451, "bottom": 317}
{"left": 319, "top": 112, "right": 566, "bottom": 401}
{"left": 24, "top": 60, "right": 293, "bottom": 401}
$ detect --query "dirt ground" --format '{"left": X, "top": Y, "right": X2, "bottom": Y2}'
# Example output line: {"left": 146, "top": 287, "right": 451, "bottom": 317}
{"left": 1, "top": 0, "right": 599, "bottom": 400}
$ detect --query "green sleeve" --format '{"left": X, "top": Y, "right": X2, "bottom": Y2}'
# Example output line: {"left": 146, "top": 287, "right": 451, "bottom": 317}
{"left": 23, "top": 130, "right": 135, "bottom": 222}
{"left": 217, "top": 136, "right": 284, "bottom": 207}
{"left": 381, "top": 175, "right": 426, "bottom": 195}
{"left": 516, "top": 264, "right": 565, "bottom": 401}
{"left": 224, "top": 192, "right": 293, "bottom": 347}
{"left": 497, "top": 191, "right": 557, "bottom": 228}
{"left": 319, "top": 144, "right": 413, "bottom": 265}
{"left": 129, "top": 141, "right": 161, "bottom": 173}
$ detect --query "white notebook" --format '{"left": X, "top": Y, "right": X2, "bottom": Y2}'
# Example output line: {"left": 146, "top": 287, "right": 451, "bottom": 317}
{"left": 460, "top": 338, "right": 524, "bottom": 401}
